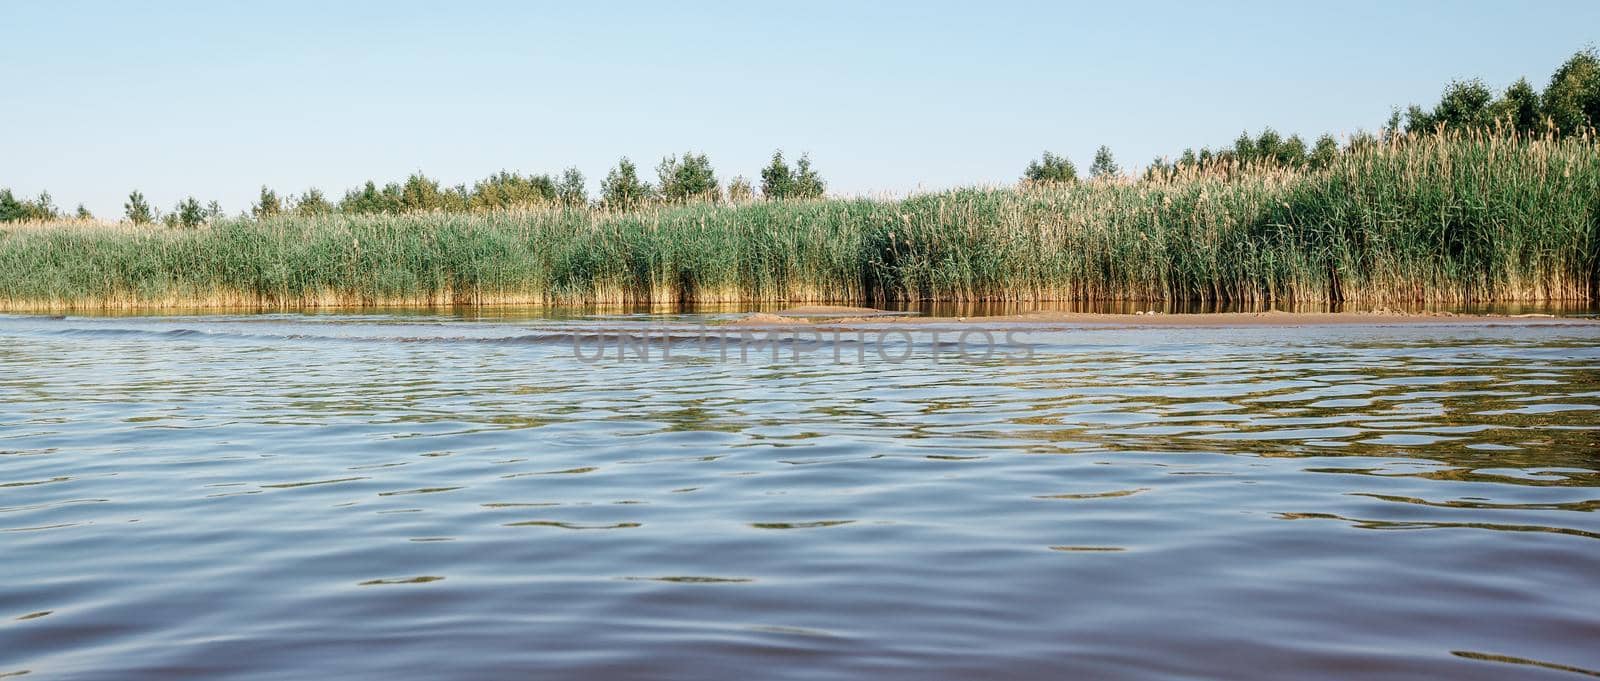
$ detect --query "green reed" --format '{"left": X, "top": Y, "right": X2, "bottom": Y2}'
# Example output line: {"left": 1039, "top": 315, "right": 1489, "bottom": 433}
{"left": 2, "top": 131, "right": 1595, "bottom": 310}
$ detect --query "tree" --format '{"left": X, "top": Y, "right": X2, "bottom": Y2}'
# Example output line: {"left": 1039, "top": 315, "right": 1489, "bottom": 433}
{"left": 469, "top": 171, "right": 555, "bottom": 210}
{"left": 1405, "top": 79, "right": 1495, "bottom": 134}
{"left": 1255, "top": 128, "right": 1283, "bottom": 163}
{"left": 1543, "top": 48, "right": 1600, "bottom": 136}
{"left": 124, "top": 190, "right": 154, "bottom": 224}
{"left": 656, "top": 151, "right": 720, "bottom": 202}
{"left": 1230, "top": 131, "right": 1257, "bottom": 162}
{"left": 339, "top": 181, "right": 400, "bottom": 214}
{"left": 171, "top": 197, "right": 205, "bottom": 228}
{"left": 1493, "top": 77, "right": 1543, "bottom": 134}
{"left": 1089, "top": 145, "right": 1119, "bottom": 179}
{"left": 1278, "top": 134, "right": 1308, "bottom": 167}
{"left": 1309, "top": 134, "right": 1341, "bottom": 169}
{"left": 399, "top": 173, "right": 447, "bottom": 212}
{"left": 1142, "top": 157, "right": 1174, "bottom": 182}
{"left": 205, "top": 201, "right": 224, "bottom": 221}
{"left": 75, "top": 203, "right": 94, "bottom": 220}
{"left": 252, "top": 186, "right": 282, "bottom": 218}
{"left": 445, "top": 184, "right": 471, "bottom": 212}
{"left": 1403, "top": 104, "right": 1433, "bottom": 134}
{"left": 1383, "top": 108, "right": 1404, "bottom": 140}
{"left": 556, "top": 167, "right": 586, "bottom": 206}
{"left": 0, "top": 189, "right": 22, "bottom": 221}
{"left": 295, "top": 189, "right": 332, "bottom": 216}
{"left": 33, "top": 191, "right": 57, "bottom": 219}
{"left": 1348, "top": 129, "right": 1379, "bottom": 153}
{"left": 727, "top": 176, "right": 753, "bottom": 202}
{"left": 760, "top": 150, "right": 794, "bottom": 199}
{"left": 791, "top": 154, "right": 825, "bottom": 199}
{"left": 600, "top": 157, "right": 653, "bottom": 210}
{"left": 1022, "top": 151, "right": 1077, "bottom": 185}
{"left": 0, "top": 189, "right": 58, "bottom": 222}
{"left": 1436, "top": 79, "right": 1496, "bottom": 130}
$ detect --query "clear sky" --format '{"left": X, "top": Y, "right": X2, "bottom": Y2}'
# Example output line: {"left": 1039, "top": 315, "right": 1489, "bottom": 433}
{"left": 4, "top": 0, "right": 1597, "bottom": 217}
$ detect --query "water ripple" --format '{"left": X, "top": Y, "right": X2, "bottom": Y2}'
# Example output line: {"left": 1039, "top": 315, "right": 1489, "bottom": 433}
{"left": 2, "top": 313, "right": 1598, "bottom": 679}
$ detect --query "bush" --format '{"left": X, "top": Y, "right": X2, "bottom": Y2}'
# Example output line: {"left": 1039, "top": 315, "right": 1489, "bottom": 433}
{"left": 124, "top": 190, "right": 154, "bottom": 224}
{"left": 601, "top": 158, "right": 654, "bottom": 210}
{"left": 1089, "top": 146, "right": 1119, "bottom": 179}
{"left": 1023, "top": 152, "right": 1077, "bottom": 185}
{"left": 656, "top": 152, "right": 719, "bottom": 202}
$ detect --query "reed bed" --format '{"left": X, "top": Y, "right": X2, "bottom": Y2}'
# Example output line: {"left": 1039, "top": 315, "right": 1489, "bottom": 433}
{"left": 2, "top": 132, "right": 1596, "bottom": 310}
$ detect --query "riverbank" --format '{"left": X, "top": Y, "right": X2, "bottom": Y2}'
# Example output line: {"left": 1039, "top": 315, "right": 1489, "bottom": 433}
{"left": 733, "top": 306, "right": 1597, "bottom": 328}
{"left": 3, "top": 133, "right": 1596, "bottom": 311}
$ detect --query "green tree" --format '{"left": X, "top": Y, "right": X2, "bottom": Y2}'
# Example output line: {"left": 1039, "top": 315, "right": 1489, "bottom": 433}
{"left": 1543, "top": 48, "right": 1600, "bottom": 135}
{"left": 791, "top": 154, "right": 825, "bottom": 199}
{"left": 444, "top": 184, "right": 471, "bottom": 212}
{"left": 1435, "top": 79, "right": 1496, "bottom": 130}
{"left": 0, "top": 189, "right": 22, "bottom": 221}
{"left": 0, "top": 189, "right": 59, "bottom": 221}
{"left": 1142, "top": 157, "right": 1174, "bottom": 182}
{"left": 760, "top": 150, "right": 794, "bottom": 199}
{"left": 1406, "top": 79, "right": 1495, "bottom": 133}
{"left": 339, "top": 181, "right": 399, "bottom": 214}
{"left": 1383, "top": 108, "right": 1404, "bottom": 140}
{"left": 1403, "top": 104, "right": 1433, "bottom": 134}
{"left": 171, "top": 197, "right": 205, "bottom": 228}
{"left": 727, "top": 175, "right": 753, "bottom": 202}
{"left": 657, "top": 152, "right": 720, "bottom": 202}
{"left": 1348, "top": 129, "right": 1379, "bottom": 152}
{"left": 1023, "top": 151, "right": 1077, "bottom": 185}
{"left": 1255, "top": 129, "right": 1284, "bottom": 163}
{"left": 295, "top": 189, "right": 332, "bottom": 216}
{"left": 1309, "top": 134, "right": 1341, "bottom": 169}
{"left": 1230, "top": 131, "right": 1257, "bottom": 163}
{"left": 398, "top": 173, "right": 447, "bottom": 212}
{"left": 556, "top": 167, "right": 586, "bottom": 206}
{"left": 600, "top": 157, "right": 653, "bottom": 210}
{"left": 1492, "top": 77, "right": 1543, "bottom": 133}
{"left": 75, "top": 203, "right": 94, "bottom": 220}
{"left": 469, "top": 171, "right": 555, "bottom": 210}
{"left": 252, "top": 186, "right": 282, "bottom": 218}
{"left": 124, "top": 190, "right": 154, "bottom": 224}
{"left": 1089, "top": 145, "right": 1119, "bottom": 179}
{"left": 1278, "top": 134, "right": 1308, "bottom": 167}
{"left": 33, "top": 191, "right": 57, "bottom": 219}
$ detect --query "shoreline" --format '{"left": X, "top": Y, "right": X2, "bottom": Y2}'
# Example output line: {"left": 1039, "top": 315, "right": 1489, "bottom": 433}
{"left": 732, "top": 306, "right": 1598, "bottom": 328}
{"left": 2, "top": 303, "right": 1595, "bottom": 329}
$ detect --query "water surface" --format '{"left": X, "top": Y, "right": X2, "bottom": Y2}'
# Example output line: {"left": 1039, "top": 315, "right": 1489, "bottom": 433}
{"left": 2, "top": 312, "right": 1598, "bottom": 679}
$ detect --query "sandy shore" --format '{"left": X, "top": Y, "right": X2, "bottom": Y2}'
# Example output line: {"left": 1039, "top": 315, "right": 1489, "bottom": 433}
{"left": 738, "top": 306, "right": 1595, "bottom": 328}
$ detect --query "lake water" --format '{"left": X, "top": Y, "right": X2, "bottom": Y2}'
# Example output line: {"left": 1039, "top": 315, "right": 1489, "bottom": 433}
{"left": 3, "top": 311, "right": 1599, "bottom": 680}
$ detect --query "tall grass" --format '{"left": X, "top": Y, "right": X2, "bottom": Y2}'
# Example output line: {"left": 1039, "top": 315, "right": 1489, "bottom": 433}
{"left": 2, "top": 132, "right": 1596, "bottom": 310}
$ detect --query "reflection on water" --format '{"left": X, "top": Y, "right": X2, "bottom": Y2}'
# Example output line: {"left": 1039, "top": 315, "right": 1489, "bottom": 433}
{"left": 1, "top": 312, "right": 1599, "bottom": 680}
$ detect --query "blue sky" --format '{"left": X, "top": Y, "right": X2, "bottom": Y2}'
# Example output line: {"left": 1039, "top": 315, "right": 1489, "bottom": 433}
{"left": 4, "top": 0, "right": 1597, "bottom": 217}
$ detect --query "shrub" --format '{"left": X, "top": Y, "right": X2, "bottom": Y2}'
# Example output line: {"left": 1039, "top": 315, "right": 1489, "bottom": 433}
{"left": 1023, "top": 151, "right": 1077, "bottom": 185}
{"left": 1089, "top": 146, "right": 1119, "bottom": 179}
{"left": 124, "top": 190, "right": 154, "bottom": 224}
{"left": 601, "top": 158, "right": 654, "bottom": 210}
{"left": 656, "top": 152, "right": 719, "bottom": 202}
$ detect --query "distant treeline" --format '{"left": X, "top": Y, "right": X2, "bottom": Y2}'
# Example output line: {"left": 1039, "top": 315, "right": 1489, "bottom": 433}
{"left": 1024, "top": 47, "right": 1600, "bottom": 183}
{"left": 3, "top": 48, "right": 1597, "bottom": 227}
{"left": 1, "top": 150, "right": 826, "bottom": 227}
